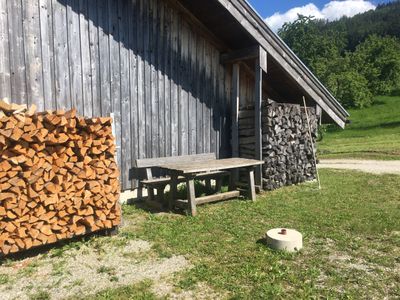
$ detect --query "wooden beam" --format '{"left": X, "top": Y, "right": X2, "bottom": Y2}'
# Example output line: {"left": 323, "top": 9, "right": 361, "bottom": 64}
{"left": 231, "top": 64, "right": 240, "bottom": 158}
{"left": 316, "top": 105, "right": 322, "bottom": 125}
{"left": 215, "top": 0, "right": 348, "bottom": 128}
{"left": 254, "top": 57, "right": 263, "bottom": 188}
{"left": 220, "top": 46, "right": 259, "bottom": 64}
{"left": 259, "top": 46, "right": 267, "bottom": 73}
{"left": 176, "top": 190, "right": 240, "bottom": 207}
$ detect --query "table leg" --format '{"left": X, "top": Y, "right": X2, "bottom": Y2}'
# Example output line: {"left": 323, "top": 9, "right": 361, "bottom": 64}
{"left": 169, "top": 173, "right": 178, "bottom": 211}
{"left": 247, "top": 167, "right": 256, "bottom": 201}
{"left": 205, "top": 179, "right": 212, "bottom": 192}
{"left": 137, "top": 183, "right": 143, "bottom": 201}
{"left": 186, "top": 176, "right": 197, "bottom": 216}
{"left": 157, "top": 186, "right": 165, "bottom": 206}
{"left": 148, "top": 187, "right": 155, "bottom": 202}
{"left": 215, "top": 178, "right": 222, "bottom": 194}
{"left": 229, "top": 170, "right": 236, "bottom": 191}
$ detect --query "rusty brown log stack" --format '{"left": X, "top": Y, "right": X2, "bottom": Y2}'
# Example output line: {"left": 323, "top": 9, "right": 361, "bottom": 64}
{"left": 0, "top": 99, "right": 121, "bottom": 256}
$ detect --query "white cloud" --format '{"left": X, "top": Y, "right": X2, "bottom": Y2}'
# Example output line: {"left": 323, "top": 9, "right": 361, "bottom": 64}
{"left": 265, "top": 1, "right": 376, "bottom": 31}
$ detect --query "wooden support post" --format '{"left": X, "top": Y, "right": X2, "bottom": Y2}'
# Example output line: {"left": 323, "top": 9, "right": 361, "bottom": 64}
{"left": 247, "top": 167, "right": 256, "bottom": 201}
{"left": 232, "top": 63, "right": 240, "bottom": 183}
{"left": 145, "top": 168, "right": 155, "bottom": 202}
{"left": 186, "top": 176, "right": 197, "bottom": 216}
{"left": 169, "top": 173, "right": 178, "bottom": 210}
{"left": 254, "top": 55, "right": 263, "bottom": 189}
{"left": 157, "top": 186, "right": 165, "bottom": 206}
{"left": 229, "top": 169, "right": 236, "bottom": 191}
{"left": 137, "top": 184, "right": 143, "bottom": 201}
{"left": 232, "top": 63, "right": 240, "bottom": 158}
{"left": 205, "top": 179, "right": 212, "bottom": 192}
{"left": 215, "top": 178, "right": 222, "bottom": 194}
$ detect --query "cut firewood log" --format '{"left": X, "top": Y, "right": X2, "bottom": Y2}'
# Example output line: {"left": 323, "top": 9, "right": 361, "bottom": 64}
{"left": 0, "top": 102, "right": 121, "bottom": 256}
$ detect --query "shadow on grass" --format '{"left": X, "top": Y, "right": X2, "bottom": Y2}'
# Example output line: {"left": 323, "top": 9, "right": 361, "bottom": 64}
{"left": 0, "top": 228, "right": 118, "bottom": 263}
{"left": 128, "top": 179, "right": 231, "bottom": 215}
{"left": 352, "top": 121, "right": 400, "bottom": 130}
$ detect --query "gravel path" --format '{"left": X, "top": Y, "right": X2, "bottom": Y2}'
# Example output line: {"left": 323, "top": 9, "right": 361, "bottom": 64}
{"left": 0, "top": 239, "right": 190, "bottom": 300}
{"left": 318, "top": 159, "right": 400, "bottom": 175}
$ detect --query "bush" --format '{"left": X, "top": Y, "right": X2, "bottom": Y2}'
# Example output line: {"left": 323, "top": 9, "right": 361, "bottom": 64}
{"left": 352, "top": 35, "right": 400, "bottom": 95}
{"left": 325, "top": 70, "right": 374, "bottom": 108}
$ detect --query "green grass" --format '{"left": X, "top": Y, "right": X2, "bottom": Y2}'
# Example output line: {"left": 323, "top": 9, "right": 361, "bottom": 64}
{"left": 318, "top": 96, "right": 400, "bottom": 160}
{"left": 73, "top": 281, "right": 159, "bottom": 300}
{"left": 4, "top": 170, "right": 399, "bottom": 299}
{"left": 118, "top": 169, "right": 400, "bottom": 299}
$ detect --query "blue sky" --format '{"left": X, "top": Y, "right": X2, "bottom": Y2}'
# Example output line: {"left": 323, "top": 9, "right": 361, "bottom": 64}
{"left": 248, "top": 0, "right": 394, "bottom": 31}
{"left": 248, "top": 0, "right": 392, "bottom": 18}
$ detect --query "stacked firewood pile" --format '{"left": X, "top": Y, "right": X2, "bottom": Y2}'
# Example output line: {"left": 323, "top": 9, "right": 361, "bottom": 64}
{"left": 0, "top": 99, "right": 121, "bottom": 256}
{"left": 239, "top": 99, "right": 319, "bottom": 190}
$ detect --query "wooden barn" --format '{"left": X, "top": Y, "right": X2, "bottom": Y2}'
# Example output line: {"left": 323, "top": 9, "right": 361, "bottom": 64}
{"left": 0, "top": 0, "right": 349, "bottom": 191}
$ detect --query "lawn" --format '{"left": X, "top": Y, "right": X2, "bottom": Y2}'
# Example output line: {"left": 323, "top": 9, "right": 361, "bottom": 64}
{"left": 318, "top": 96, "right": 400, "bottom": 160}
{"left": 2, "top": 169, "right": 399, "bottom": 299}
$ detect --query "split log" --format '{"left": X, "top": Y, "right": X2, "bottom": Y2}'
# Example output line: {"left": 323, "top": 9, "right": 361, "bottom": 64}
{"left": 0, "top": 100, "right": 121, "bottom": 256}
{"left": 238, "top": 99, "right": 319, "bottom": 190}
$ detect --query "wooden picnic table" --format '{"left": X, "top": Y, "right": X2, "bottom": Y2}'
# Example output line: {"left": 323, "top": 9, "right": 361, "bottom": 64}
{"left": 159, "top": 158, "right": 264, "bottom": 216}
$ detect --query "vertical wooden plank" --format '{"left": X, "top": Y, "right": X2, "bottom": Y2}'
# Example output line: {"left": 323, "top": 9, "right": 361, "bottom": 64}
{"left": 137, "top": 0, "right": 146, "bottom": 159}
{"left": 79, "top": 0, "right": 93, "bottom": 117}
{"left": 188, "top": 27, "right": 197, "bottom": 155}
{"left": 23, "top": 0, "right": 44, "bottom": 107}
{"left": 150, "top": 0, "right": 158, "bottom": 158}
{"left": 97, "top": 0, "right": 111, "bottom": 116}
{"left": 119, "top": 0, "right": 131, "bottom": 190}
{"left": 39, "top": 0, "right": 56, "bottom": 111}
{"left": 129, "top": 0, "right": 138, "bottom": 183}
{"left": 157, "top": 2, "right": 165, "bottom": 158}
{"left": 7, "top": 0, "right": 27, "bottom": 104}
{"left": 224, "top": 65, "right": 232, "bottom": 156}
{"left": 179, "top": 19, "right": 189, "bottom": 155}
{"left": 231, "top": 63, "right": 240, "bottom": 158}
{"left": 109, "top": 0, "right": 121, "bottom": 168}
{"left": 164, "top": 2, "right": 171, "bottom": 157}
{"left": 88, "top": 0, "right": 101, "bottom": 117}
{"left": 218, "top": 64, "right": 226, "bottom": 157}
{"left": 170, "top": 7, "right": 179, "bottom": 156}
{"left": 255, "top": 56, "right": 263, "bottom": 188}
{"left": 52, "top": 0, "right": 70, "bottom": 110}
{"left": 203, "top": 42, "right": 211, "bottom": 153}
{"left": 0, "top": 0, "right": 11, "bottom": 99}
{"left": 143, "top": 0, "right": 151, "bottom": 158}
{"left": 67, "top": 0, "right": 83, "bottom": 112}
{"left": 210, "top": 47, "right": 218, "bottom": 155}
{"left": 195, "top": 37, "right": 204, "bottom": 154}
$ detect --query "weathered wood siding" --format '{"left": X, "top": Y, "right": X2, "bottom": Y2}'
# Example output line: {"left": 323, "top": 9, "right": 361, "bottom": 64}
{"left": 0, "top": 0, "right": 232, "bottom": 190}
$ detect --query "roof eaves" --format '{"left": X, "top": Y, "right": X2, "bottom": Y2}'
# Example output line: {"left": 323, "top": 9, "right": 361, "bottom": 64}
{"left": 225, "top": 0, "right": 350, "bottom": 124}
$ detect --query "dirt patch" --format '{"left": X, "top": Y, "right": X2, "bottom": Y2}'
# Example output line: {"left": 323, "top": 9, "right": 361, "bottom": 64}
{"left": 318, "top": 159, "right": 400, "bottom": 175}
{"left": 0, "top": 239, "right": 189, "bottom": 300}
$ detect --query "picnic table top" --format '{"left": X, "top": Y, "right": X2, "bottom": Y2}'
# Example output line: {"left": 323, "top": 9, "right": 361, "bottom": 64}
{"left": 159, "top": 157, "right": 264, "bottom": 174}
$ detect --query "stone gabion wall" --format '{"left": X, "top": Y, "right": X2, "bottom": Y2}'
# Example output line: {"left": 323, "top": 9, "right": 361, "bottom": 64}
{"left": 239, "top": 99, "right": 319, "bottom": 190}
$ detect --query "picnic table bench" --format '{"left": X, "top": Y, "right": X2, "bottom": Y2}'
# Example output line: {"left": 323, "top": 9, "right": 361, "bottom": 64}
{"left": 134, "top": 154, "right": 264, "bottom": 216}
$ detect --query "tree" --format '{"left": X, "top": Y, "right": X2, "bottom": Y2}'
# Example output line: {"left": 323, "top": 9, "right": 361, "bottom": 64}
{"left": 278, "top": 15, "right": 346, "bottom": 69}
{"left": 352, "top": 35, "right": 400, "bottom": 95}
{"left": 314, "top": 55, "right": 374, "bottom": 108}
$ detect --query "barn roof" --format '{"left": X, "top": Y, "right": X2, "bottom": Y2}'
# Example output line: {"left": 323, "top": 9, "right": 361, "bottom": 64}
{"left": 177, "top": 0, "right": 350, "bottom": 128}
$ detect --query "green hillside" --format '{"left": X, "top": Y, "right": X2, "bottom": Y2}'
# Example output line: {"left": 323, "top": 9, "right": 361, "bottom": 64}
{"left": 322, "top": 1, "right": 400, "bottom": 50}
{"left": 279, "top": 1, "right": 400, "bottom": 109}
{"left": 318, "top": 96, "right": 400, "bottom": 160}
